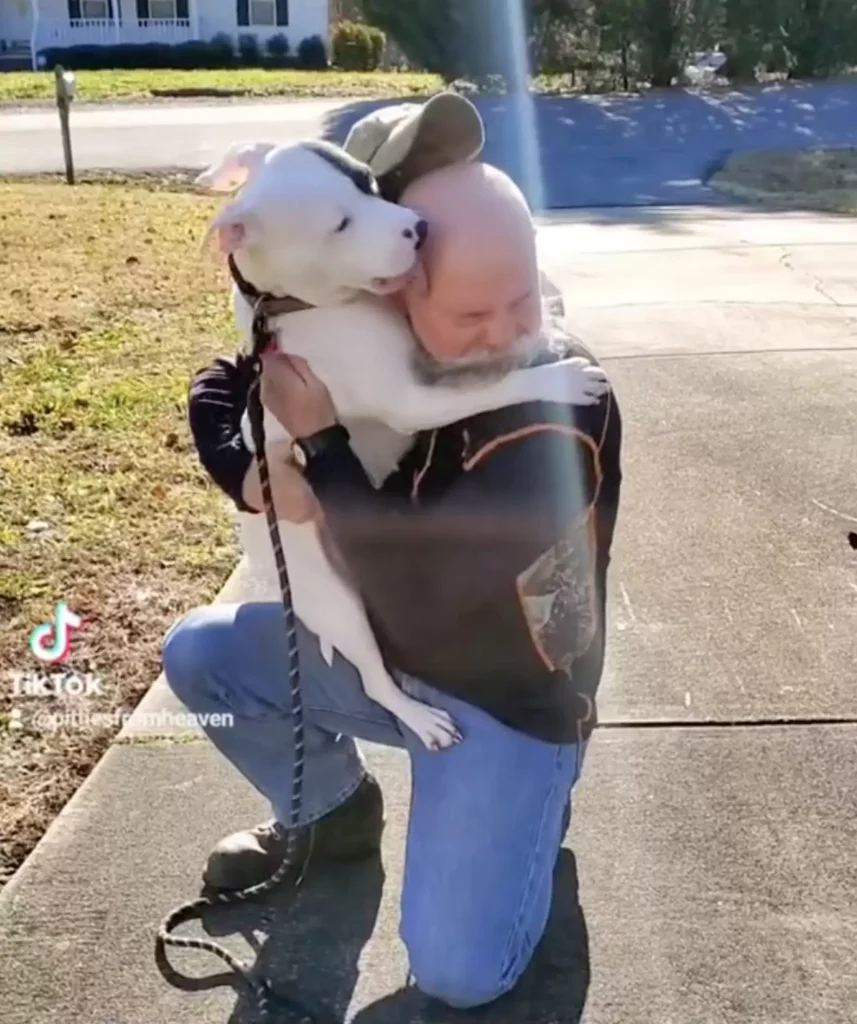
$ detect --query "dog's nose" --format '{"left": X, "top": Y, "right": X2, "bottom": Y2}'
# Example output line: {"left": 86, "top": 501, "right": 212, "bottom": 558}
{"left": 403, "top": 220, "right": 428, "bottom": 249}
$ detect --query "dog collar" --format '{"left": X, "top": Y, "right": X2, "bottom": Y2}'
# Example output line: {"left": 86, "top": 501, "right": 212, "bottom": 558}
{"left": 227, "top": 255, "right": 315, "bottom": 318}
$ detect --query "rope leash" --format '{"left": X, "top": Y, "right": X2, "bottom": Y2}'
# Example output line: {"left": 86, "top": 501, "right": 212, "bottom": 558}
{"left": 155, "top": 300, "right": 319, "bottom": 1023}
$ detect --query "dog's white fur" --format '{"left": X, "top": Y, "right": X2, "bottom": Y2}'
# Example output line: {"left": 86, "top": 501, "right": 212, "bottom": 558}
{"left": 198, "top": 140, "right": 609, "bottom": 749}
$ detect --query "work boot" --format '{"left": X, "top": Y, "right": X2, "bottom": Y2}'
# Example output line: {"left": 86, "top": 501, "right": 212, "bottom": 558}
{"left": 203, "top": 773, "right": 384, "bottom": 892}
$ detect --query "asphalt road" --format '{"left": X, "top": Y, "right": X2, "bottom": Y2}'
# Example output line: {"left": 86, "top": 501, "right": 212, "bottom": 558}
{"left": 3, "top": 80, "right": 857, "bottom": 207}
{"left": 2, "top": 206, "right": 856, "bottom": 1023}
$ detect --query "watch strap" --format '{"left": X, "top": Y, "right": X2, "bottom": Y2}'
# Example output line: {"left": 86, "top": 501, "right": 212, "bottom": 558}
{"left": 295, "top": 424, "right": 350, "bottom": 464}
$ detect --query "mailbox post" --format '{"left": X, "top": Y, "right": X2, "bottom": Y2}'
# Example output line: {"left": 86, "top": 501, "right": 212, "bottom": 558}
{"left": 54, "top": 65, "right": 77, "bottom": 185}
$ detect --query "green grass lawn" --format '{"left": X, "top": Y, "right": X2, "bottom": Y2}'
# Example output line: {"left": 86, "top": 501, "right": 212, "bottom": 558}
{"left": 0, "top": 68, "right": 444, "bottom": 103}
{"left": 0, "top": 173, "right": 240, "bottom": 886}
{"left": 710, "top": 148, "right": 857, "bottom": 214}
{"left": 0, "top": 68, "right": 598, "bottom": 104}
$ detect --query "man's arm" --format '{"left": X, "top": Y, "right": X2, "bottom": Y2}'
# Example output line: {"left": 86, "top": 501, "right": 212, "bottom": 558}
{"left": 187, "top": 356, "right": 318, "bottom": 522}
{"left": 188, "top": 355, "right": 258, "bottom": 512}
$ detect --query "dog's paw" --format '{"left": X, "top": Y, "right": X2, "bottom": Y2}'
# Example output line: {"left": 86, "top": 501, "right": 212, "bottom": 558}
{"left": 554, "top": 358, "right": 610, "bottom": 406}
{"left": 399, "top": 704, "right": 462, "bottom": 751}
{"left": 577, "top": 364, "right": 611, "bottom": 404}
{"left": 523, "top": 357, "right": 611, "bottom": 409}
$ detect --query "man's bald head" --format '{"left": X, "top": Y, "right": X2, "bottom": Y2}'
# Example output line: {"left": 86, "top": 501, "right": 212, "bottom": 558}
{"left": 403, "top": 162, "right": 536, "bottom": 278}
{"left": 398, "top": 162, "right": 542, "bottom": 381}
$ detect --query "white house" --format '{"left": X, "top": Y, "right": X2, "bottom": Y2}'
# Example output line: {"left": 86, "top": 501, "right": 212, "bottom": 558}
{"left": 0, "top": 0, "right": 331, "bottom": 70}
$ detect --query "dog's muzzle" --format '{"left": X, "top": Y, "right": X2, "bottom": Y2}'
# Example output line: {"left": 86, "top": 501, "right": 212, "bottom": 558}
{"left": 408, "top": 219, "right": 428, "bottom": 250}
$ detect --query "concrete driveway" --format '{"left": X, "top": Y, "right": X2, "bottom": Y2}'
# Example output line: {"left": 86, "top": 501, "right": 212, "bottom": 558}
{"left": 1, "top": 204, "right": 855, "bottom": 1023}
{"left": 3, "top": 80, "right": 857, "bottom": 207}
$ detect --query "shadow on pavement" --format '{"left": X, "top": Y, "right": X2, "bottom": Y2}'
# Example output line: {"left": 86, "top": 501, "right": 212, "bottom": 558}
{"left": 320, "top": 81, "right": 857, "bottom": 210}
{"left": 350, "top": 849, "right": 589, "bottom": 1023}
{"left": 206, "top": 855, "right": 386, "bottom": 1024}
{"left": 172, "top": 846, "right": 589, "bottom": 1023}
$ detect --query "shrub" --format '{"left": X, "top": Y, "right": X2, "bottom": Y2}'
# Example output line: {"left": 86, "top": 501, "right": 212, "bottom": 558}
{"left": 134, "top": 42, "right": 175, "bottom": 68}
{"left": 38, "top": 43, "right": 177, "bottom": 70}
{"left": 365, "top": 25, "right": 386, "bottom": 68}
{"left": 209, "top": 32, "right": 235, "bottom": 65}
{"left": 297, "top": 34, "right": 328, "bottom": 69}
{"left": 237, "top": 33, "right": 262, "bottom": 65}
{"left": 171, "top": 39, "right": 219, "bottom": 69}
{"left": 37, "top": 40, "right": 248, "bottom": 71}
{"left": 37, "top": 45, "right": 97, "bottom": 71}
{"left": 332, "top": 20, "right": 374, "bottom": 70}
{"left": 266, "top": 33, "right": 291, "bottom": 66}
{"left": 361, "top": 0, "right": 472, "bottom": 80}
{"left": 720, "top": 34, "right": 765, "bottom": 82}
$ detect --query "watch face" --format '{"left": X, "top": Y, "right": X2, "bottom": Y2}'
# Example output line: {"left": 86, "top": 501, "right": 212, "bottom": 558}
{"left": 291, "top": 440, "right": 308, "bottom": 470}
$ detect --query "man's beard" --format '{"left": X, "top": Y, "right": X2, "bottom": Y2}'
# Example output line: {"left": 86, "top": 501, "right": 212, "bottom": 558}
{"left": 411, "top": 332, "right": 548, "bottom": 388}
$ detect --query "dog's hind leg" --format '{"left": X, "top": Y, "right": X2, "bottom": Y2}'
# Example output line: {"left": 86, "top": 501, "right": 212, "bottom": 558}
{"left": 358, "top": 663, "right": 461, "bottom": 751}
{"left": 281, "top": 520, "right": 461, "bottom": 751}
{"left": 323, "top": 601, "right": 462, "bottom": 751}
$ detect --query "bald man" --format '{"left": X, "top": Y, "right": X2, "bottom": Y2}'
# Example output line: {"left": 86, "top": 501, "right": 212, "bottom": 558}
{"left": 164, "top": 157, "right": 622, "bottom": 1008}
{"left": 400, "top": 161, "right": 545, "bottom": 379}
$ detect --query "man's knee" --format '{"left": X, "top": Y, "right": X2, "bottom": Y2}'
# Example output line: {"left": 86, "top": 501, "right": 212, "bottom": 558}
{"left": 161, "top": 606, "right": 222, "bottom": 705}
{"left": 405, "top": 937, "right": 526, "bottom": 1010}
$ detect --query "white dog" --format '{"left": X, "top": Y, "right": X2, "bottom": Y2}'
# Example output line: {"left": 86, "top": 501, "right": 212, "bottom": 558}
{"left": 197, "top": 139, "right": 608, "bottom": 750}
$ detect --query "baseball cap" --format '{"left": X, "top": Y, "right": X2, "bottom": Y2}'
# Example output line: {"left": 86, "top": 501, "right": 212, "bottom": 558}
{"left": 343, "top": 91, "right": 485, "bottom": 200}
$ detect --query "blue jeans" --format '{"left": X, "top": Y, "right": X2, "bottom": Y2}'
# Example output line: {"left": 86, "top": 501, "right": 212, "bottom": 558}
{"left": 162, "top": 601, "right": 587, "bottom": 1009}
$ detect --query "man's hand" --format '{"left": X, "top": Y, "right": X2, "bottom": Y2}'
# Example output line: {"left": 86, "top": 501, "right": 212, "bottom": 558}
{"left": 260, "top": 352, "right": 338, "bottom": 438}
{"left": 241, "top": 440, "right": 321, "bottom": 524}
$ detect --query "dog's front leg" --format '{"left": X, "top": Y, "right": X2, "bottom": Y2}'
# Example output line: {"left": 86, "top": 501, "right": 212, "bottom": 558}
{"left": 380, "top": 358, "right": 610, "bottom": 434}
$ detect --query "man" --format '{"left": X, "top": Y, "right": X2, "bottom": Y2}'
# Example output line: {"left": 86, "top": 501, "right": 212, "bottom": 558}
{"left": 162, "top": 95, "right": 622, "bottom": 1009}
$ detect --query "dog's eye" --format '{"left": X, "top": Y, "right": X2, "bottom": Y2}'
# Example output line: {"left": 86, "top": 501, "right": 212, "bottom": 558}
{"left": 334, "top": 216, "right": 351, "bottom": 233}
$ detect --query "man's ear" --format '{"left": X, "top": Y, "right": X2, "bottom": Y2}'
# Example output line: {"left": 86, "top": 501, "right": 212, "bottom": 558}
{"left": 195, "top": 141, "right": 277, "bottom": 194}
{"left": 203, "top": 200, "right": 262, "bottom": 256}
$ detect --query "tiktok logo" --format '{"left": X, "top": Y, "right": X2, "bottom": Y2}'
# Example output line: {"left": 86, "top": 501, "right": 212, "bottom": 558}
{"left": 29, "top": 601, "right": 83, "bottom": 665}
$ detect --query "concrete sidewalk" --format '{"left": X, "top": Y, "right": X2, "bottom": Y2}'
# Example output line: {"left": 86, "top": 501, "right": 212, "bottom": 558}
{"left": 1, "top": 206, "right": 856, "bottom": 1023}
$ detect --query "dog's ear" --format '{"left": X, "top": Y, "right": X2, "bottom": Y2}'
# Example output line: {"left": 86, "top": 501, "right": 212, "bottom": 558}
{"left": 195, "top": 142, "right": 277, "bottom": 194}
{"left": 202, "top": 200, "right": 262, "bottom": 256}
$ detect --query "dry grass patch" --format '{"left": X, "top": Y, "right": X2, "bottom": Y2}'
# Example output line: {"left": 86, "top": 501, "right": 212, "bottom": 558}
{"left": 710, "top": 148, "right": 857, "bottom": 214}
{"left": 0, "top": 173, "right": 240, "bottom": 887}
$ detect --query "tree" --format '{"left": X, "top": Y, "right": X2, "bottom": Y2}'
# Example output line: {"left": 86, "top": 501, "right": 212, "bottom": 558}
{"left": 782, "top": 0, "right": 852, "bottom": 77}
{"left": 363, "top": 0, "right": 857, "bottom": 88}
{"left": 361, "top": 0, "right": 592, "bottom": 84}
{"left": 638, "top": 0, "right": 686, "bottom": 86}
{"left": 530, "top": 0, "right": 598, "bottom": 85}
{"left": 683, "top": 0, "right": 726, "bottom": 55}
{"left": 721, "top": 0, "right": 775, "bottom": 80}
{"left": 360, "top": 0, "right": 467, "bottom": 80}
{"left": 596, "top": 0, "right": 640, "bottom": 89}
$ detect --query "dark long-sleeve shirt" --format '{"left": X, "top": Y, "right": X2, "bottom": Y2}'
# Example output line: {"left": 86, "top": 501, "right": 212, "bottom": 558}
{"left": 186, "top": 342, "right": 621, "bottom": 743}
{"left": 188, "top": 355, "right": 259, "bottom": 513}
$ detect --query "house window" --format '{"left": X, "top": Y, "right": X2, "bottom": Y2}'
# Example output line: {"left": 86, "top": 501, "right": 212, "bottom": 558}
{"left": 237, "top": 0, "right": 287, "bottom": 28}
{"left": 249, "top": 0, "right": 275, "bottom": 25}
{"left": 149, "top": 0, "right": 177, "bottom": 18}
{"left": 81, "top": 0, "right": 109, "bottom": 17}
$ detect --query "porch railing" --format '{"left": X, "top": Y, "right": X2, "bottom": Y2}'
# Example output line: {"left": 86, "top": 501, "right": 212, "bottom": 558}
{"left": 35, "top": 17, "right": 194, "bottom": 53}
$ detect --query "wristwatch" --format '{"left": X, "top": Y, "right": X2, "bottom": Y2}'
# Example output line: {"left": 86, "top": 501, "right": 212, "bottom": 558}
{"left": 291, "top": 424, "right": 350, "bottom": 471}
